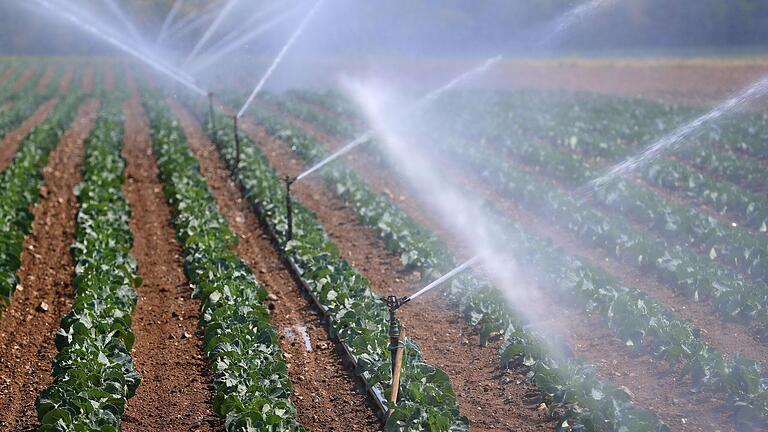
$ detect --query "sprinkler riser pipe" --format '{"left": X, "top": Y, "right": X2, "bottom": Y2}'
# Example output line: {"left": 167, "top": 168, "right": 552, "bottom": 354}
{"left": 208, "top": 92, "right": 216, "bottom": 134}
{"left": 285, "top": 176, "right": 294, "bottom": 242}
{"left": 389, "top": 326, "right": 404, "bottom": 415}
{"left": 232, "top": 115, "right": 241, "bottom": 170}
{"left": 384, "top": 295, "right": 407, "bottom": 415}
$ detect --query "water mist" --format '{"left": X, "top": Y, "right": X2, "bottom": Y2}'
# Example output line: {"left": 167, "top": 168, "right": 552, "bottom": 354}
{"left": 341, "top": 79, "right": 564, "bottom": 339}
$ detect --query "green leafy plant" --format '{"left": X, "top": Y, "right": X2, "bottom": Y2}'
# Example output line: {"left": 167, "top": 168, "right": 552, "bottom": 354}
{"left": 142, "top": 93, "right": 304, "bottom": 432}
{"left": 36, "top": 95, "right": 141, "bottom": 431}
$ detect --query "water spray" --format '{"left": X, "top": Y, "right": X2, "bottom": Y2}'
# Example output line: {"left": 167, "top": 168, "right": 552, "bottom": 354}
{"left": 382, "top": 255, "right": 481, "bottom": 413}
{"left": 237, "top": 0, "right": 325, "bottom": 119}
{"left": 538, "top": 0, "right": 617, "bottom": 47}
{"left": 103, "top": 0, "right": 144, "bottom": 44}
{"left": 293, "top": 56, "right": 502, "bottom": 183}
{"left": 189, "top": 3, "right": 301, "bottom": 74}
{"left": 156, "top": 0, "right": 186, "bottom": 45}
{"left": 580, "top": 73, "right": 768, "bottom": 199}
{"left": 162, "top": 2, "right": 222, "bottom": 45}
{"left": 294, "top": 131, "right": 373, "bottom": 182}
{"left": 183, "top": 0, "right": 239, "bottom": 67}
{"left": 23, "top": 0, "right": 206, "bottom": 96}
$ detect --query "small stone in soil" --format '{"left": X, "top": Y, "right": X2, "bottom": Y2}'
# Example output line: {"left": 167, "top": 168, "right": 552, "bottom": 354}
{"left": 37, "top": 302, "right": 49, "bottom": 312}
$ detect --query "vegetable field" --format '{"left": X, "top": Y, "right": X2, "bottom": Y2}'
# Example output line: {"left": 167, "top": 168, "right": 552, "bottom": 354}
{"left": 0, "top": 57, "right": 766, "bottom": 432}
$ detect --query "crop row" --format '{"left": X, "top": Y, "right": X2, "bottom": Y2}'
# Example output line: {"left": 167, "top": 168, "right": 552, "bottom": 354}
{"left": 142, "top": 93, "right": 305, "bottom": 431}
{"left": 404, "top": 106, "right": 768, "bottom": 334}
{"left": 233, "top": 101, "right": 670, "bottom": 432}
{"left": 252, "top": 93, "right": 768, "bottom": 428}
{"left": 422, "top": 97, "right": 768, "bottom": 287}
{"left": 0, "top": 62, "right": 27, "bottom": 102}
{"left": 36, "top": 96, "right": 142, "bottom": 431}
{"left": 417, "top": 108, "right": 768, "bottom": 426}
{"left": 193, "top": 101, "right": 472, "bottom": 431}
{"left": 274, "top": 90, "right": 768, "bottom": 335}
{"left": 508, "top": 90, "right": 768, "bottom": 193}
{"left": 0, "top": 90, "right": 85, "bottom": 311}
{"left": 275, "top": 90, "right": 768, "bottom": 276}
{"left": 439, "top": 91, "right": 768, "bottom": 232}
{"left": 0, "top": 63, "right": 68, "bottom": 142}
{"left": 273, "top": 92, "right": 768, "bottom": 293}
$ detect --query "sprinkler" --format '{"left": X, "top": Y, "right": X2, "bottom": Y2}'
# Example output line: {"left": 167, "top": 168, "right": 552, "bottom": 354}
{"left": 384, "top": 294, "right": 410, "bottom": 414}
{"left": 232, "top": 114, "right": 241, "bottom": 169}
{"left": 382, "top": 255, "right": 480, "bottom": 416}
{"left": 208, "top": 92, "right": 215, "bottom": 134}
{"left": 284, "top": 176, "right": 296, "bottom": 241}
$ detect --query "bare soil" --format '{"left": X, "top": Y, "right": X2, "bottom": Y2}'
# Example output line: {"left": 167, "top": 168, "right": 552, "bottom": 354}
{"left": 120, "top": 87, "right": 223, "bottom": 431}
{"left": 0, "top": 99, "right": 99, "bottom": 432}
{"left": 234, "top": 118, "right": 561, "bottom": 431}
{"left": 169, "top": 99, "right": 384, "bottom": 431}
{"left": 0, "top": 99, "right": 58, "bottom": 171}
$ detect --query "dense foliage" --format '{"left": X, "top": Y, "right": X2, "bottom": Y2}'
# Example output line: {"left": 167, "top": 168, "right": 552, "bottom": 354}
{"left": 0, "top": 85, "right": 84, "bottom": 311}
{"left": 36, "top": 97, "right": 142, "bottom": 431}
{"left": 235, "top": 99, "right": 670, "bottom": 432}
{"left": 195, "top": 103, "right": 470, "bottom": 431}
{"left": 263, "top": 91, "right": 768, "bottom": 429}
{"left": 142, "top": 93, "right": 304, "bottom": 432}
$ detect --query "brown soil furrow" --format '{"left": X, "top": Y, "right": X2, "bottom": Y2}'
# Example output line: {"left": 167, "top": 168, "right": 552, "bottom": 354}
{"left": 0, "top": 98, "right": 59, "bottom": 171}
{"left": 11, "top": 66, "right": 36, "bottom": 92}
{"left": 0, "top": 64, "right": 18, "bottom": 87}
{"left": 81, "top": 64, "right": 94, "bottom": 93}
{"left": 240, "top": 113, "right": 742, "bottom": 431}
{"left": 233, "top": 119, "right": 559, "bottom": 431}
{"left": 58, "top": 65, "right": 75, "bottom": 94}
{"left": 35, "top": 65, "right": 54, "bottom": 95}
{"left": 0, "top": 98, "right": 99, "bottom": 432}
{"left": 169, "top": 100, "right": 382, "bottom": 432}
{"left": 120, "top": 93, "right": 222, "bottom": 430}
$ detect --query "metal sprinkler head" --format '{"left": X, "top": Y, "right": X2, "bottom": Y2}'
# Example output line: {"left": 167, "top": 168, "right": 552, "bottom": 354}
{"left": 384, "top": 295, "right": 411, "bottom": 314}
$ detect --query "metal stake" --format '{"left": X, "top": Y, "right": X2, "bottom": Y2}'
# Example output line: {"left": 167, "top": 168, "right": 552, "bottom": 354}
{"left": 285, "top": 176, "right": 295, "bottom": 242}
{"left": 232, "top": 115, "right": 241, "bottom": 170}
{"left": 384, "top": 295, "right": 410, "bottom": 416}
{"left": 208, "top": 92, "right": 216, "bottom": 134}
